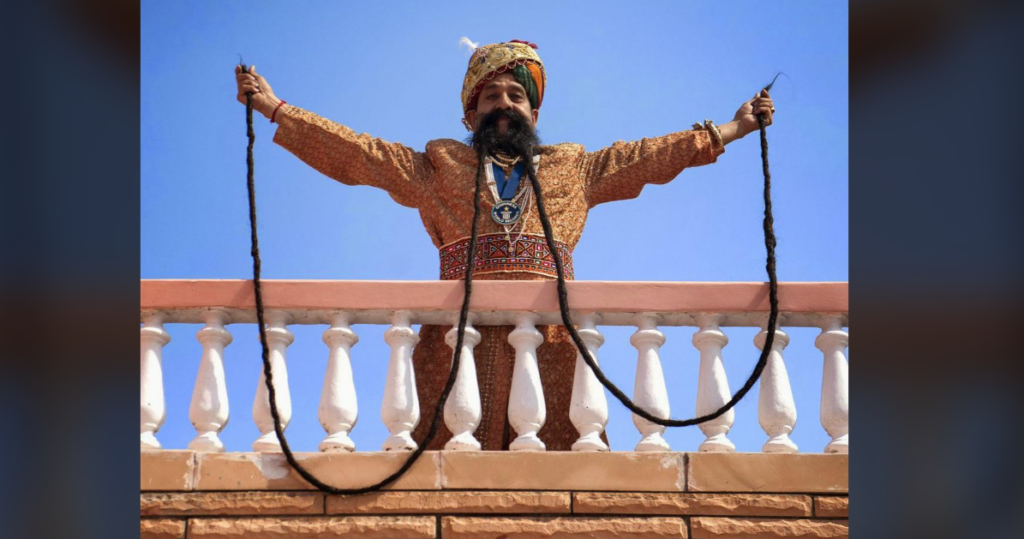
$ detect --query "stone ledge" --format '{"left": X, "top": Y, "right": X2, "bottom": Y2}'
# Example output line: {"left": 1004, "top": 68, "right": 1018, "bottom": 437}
{"left": 140, "top": 518, "right": 185, "bottom": 539}
{"left": 141, "top": 450, "right": 194, "bottom": 492}
{"left": 141, "top": 491, "right": 323, "bottom": 516}
{"left": 814, "top": 496, "right": 848, "bottom": 518}
{"left": 687, "top": 453, "right": 848, "bottom": 493}
{"left": 442, "top": 516, "right": 687, "bottom": 538}
{"left": 691, "top": 517, "right": 848, "bottom": 538}
{"left": 328, "top": 491, "right": 570, "bottom": 515}
{"left": 573, "top": 493, "right": 812, "bottom": 517}
{"left": 441, "top": 452, "right": 685, "bottom": 491}
{"left": 194, "top": 452, "right": 441, "bottom": 491}
{"left": 186, "top": 516, "right": 435, "bottom": 538}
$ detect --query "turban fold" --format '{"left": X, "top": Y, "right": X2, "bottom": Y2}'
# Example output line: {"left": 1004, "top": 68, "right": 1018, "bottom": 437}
{"left": 462, "top": 40, "right": 546, "bottom": 114}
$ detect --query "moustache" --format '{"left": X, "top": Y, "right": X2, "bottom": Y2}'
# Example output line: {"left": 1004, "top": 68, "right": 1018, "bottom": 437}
{"left": 477, "top": 108, "right": 529, "bottom": 132}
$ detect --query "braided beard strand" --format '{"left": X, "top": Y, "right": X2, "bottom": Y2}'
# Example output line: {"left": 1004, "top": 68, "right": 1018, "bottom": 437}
{"left": 487, "top": 113, "right": 780, "bottom": 430}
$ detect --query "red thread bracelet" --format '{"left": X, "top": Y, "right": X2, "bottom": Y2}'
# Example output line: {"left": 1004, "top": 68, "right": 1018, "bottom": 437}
{"left": 270, "top": 100, "right": 288, "bottom": 123}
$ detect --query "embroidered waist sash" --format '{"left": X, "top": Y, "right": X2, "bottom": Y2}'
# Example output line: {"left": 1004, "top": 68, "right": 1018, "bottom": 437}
{"left": 439, "top": 233, "right": 574, "bottom": 280}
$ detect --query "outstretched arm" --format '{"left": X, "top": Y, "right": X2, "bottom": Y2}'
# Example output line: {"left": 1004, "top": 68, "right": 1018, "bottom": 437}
{"left": 580, "top": 90, "right": 775, "bottom": 208}
{"left": 581, "top": 129, "right": 724, "bottom": 208}
{"left": 235, "top": 66, "right": 431, "bottom": 209}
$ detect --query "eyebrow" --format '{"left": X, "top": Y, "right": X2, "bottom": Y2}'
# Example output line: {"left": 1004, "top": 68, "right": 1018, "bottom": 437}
{"left": 482, "top": 80, "right": 525, "bottom": 93}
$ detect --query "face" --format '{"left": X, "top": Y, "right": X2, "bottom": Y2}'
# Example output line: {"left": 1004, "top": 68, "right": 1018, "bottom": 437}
{"left": 465, "top": 72, "right": 539, "bottom": 134}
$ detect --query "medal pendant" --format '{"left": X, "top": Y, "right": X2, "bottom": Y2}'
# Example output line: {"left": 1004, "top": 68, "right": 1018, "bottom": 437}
{"left": 491, "top": 201, "right": 522, "bottom": 225}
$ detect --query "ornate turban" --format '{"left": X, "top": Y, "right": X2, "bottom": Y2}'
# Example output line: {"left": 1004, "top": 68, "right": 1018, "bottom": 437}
{"left": 461, "top": 40, "right": 546, "bottom": 114}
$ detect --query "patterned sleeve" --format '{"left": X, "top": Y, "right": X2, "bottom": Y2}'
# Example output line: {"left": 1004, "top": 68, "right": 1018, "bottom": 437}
{"left": 579, "top": 129, "right": 725, "bottom": 208}
{"left": 272, "top": 105, "right": 432, "bottom": 209}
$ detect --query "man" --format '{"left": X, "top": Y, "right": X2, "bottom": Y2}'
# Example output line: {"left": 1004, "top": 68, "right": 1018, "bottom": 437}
{"left": 234, "top": 40, "right": 774, "bottom": 451}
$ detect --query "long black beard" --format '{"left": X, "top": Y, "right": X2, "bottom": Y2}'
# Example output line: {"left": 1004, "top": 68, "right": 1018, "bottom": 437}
{"left": 466, "top": 108, "right": 540, "bottom": 160}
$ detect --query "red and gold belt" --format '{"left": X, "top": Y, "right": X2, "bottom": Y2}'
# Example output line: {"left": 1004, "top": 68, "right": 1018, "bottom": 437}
{"left": 439, "top": 233, "right": 574, "bottom": 280}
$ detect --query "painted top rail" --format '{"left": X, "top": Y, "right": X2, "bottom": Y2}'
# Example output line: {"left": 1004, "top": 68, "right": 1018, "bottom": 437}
{"left": 141, "top": 280, "right": 847, "bottom": 327}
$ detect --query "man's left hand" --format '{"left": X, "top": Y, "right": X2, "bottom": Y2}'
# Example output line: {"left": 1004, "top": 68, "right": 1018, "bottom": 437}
{"left": 733, "top": 89, "right": 775, "bottom": 137}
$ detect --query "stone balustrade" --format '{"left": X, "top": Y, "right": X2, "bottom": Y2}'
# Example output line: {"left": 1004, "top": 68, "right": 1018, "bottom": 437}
{"left": 140, "top": 280, "right": 848, "bottom": 455}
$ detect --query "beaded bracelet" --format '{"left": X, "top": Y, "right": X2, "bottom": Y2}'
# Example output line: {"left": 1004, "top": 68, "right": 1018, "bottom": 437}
{"left": 270, "top": 100, "right": 288, "bottom": 124}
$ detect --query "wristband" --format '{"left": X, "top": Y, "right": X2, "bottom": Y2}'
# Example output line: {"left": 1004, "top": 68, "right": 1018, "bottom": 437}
{"left": 691, "top": 119, "right": 723, "bottom": 147}
{"left": 270, "top": 100, "right": 288, "bottom": 124}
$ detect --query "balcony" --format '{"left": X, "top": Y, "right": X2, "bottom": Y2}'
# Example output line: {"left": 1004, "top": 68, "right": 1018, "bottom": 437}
{"left": 140, "top": 279, "right": 849, "bottom": 539}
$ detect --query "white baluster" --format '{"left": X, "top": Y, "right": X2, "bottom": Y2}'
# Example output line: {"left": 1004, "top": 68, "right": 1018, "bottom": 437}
{"left": 188, "top": 310, "right": 232, "bottom": 452}
{"left": 693, "top": 315, "right": 735, "bottom": 452}
{"left": 252, "top": 312, "right": 294, "bottom": 452}
{"left": 508, "top": 312, "right": 546, "bottom": 451}
{"left": 140, "top": 314, "right": 171, "bottom": 450}
{"left": 381, "top": 311, "right": 420, "bottom": 451}
{"left": 319, "top": 313, "right": 360, "bottom": 452}
{"left": 444, "top": 320, "right": 482, "bottom": 450}
{"left": 754, "top": 325, "right": 797, "bottom": 453}
{"left": 571, "top": 314, "right": 609, "bottom": 452}
{"left": 630, "top": 314, "right": 670, "bottom": 452}
{"left": 815, "top": 317, "right": 849, "bottom": 454}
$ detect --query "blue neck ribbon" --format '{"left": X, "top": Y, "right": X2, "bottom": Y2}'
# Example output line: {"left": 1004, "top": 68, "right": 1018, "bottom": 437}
{"left": 492, "top": 161, "right": 526, "bottom": 201}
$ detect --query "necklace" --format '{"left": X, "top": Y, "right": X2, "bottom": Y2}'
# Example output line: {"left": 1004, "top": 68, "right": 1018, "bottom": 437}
{"left": 491, "top": 152, "right": 520, "bottom": 169}
{"left": 485, "top": 155, "right": 538, "bottom": 250}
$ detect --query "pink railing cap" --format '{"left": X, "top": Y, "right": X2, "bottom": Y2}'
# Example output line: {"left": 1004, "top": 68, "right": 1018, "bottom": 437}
{"left": 141, "top": 280, "right": 847, "bottom": 315}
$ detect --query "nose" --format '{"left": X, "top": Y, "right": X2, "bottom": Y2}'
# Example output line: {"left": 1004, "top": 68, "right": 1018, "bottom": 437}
{"left": 495, "top": 93, "right": 513, "bottom": 110}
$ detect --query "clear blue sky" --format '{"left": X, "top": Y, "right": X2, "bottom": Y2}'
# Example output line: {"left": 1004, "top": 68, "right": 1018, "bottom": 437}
{"left": 142, "top": 1, "right": 847, "bottom": 454}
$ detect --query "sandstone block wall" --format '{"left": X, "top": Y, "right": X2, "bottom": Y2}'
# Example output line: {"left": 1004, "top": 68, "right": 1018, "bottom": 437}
{"left": 141, "top": 451, "right": 848, "bottom": 539}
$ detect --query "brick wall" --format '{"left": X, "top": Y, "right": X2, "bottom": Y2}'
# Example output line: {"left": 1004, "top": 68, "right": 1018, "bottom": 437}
{"left": 141, "top": 451, "right": 848, "bottom": 538}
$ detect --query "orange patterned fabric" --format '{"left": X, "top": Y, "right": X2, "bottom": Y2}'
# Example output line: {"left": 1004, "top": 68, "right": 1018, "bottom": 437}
{"left": 273, "top": 105, "right": 725, "bottom": 450}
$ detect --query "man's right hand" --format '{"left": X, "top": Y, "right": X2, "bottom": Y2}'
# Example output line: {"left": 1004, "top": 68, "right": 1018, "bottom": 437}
{"left": 235, "top": 65, "right": 283, "bottom": 120}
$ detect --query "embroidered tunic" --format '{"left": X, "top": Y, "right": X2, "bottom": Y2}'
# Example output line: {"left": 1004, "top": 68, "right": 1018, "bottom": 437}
{"left": 273, "top": 105, "right": 725, "bottom": 450}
